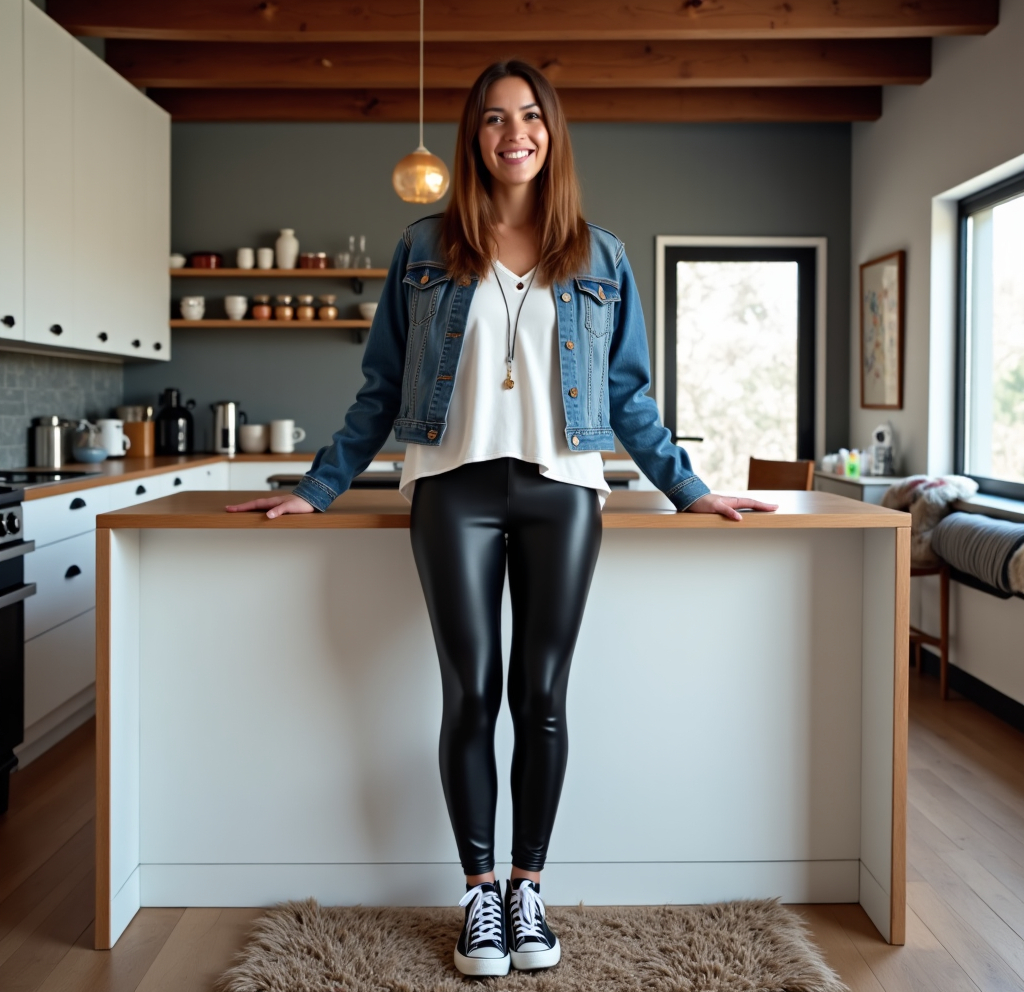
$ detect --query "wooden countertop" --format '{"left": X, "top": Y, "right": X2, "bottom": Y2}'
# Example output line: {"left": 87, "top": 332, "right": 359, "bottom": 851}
{"left": 97, "top": 489, "right": 910, "bottom": 530}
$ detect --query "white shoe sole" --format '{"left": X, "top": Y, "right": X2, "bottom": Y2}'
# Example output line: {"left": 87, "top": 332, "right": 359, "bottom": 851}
{"left": 453, "top": 948, "right": 511, "bottom": 976}
{"left": 511, "top": 937, "right": 561, "bottom": 971}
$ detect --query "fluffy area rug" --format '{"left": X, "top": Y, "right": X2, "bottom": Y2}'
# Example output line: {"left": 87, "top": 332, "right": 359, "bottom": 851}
{"left": 216, "top": 898, "right": 848, "bottom": 992}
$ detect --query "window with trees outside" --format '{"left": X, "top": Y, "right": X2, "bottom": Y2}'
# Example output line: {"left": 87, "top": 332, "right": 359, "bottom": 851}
{"left": 659, "top": 243, "right": 817, "bottom": 493}
{"left": 958, "top": 173, "right": 1024, "bottom": 501}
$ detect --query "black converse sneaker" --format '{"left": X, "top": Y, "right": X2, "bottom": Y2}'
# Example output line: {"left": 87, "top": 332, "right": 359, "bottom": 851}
{"left": 506, "top": 877, "right": 561, "bottom": 970}
{"left": 453, "top": 881, "right": 510, "bottom": 976}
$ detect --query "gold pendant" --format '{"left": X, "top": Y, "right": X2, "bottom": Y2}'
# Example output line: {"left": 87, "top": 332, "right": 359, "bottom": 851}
{"left": 503, "top": 376, "right": 515, "bottom": 389}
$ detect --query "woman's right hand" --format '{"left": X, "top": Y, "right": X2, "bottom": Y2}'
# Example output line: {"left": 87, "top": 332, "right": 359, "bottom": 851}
{"left": 225, "top": 494, "right": 316, "bottom": 519}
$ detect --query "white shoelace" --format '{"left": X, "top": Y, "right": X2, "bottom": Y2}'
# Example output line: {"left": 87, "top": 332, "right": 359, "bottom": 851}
{"left": 511, "top": 882, "right": 547, "bottom": 942}
{"left": 458, "top": 884, "right": 504, "bottom": 952}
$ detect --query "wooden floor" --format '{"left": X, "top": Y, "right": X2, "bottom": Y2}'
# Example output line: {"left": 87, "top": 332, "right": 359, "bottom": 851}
{"left": 2, "top": 675, "right": 1024, "bottom": 991}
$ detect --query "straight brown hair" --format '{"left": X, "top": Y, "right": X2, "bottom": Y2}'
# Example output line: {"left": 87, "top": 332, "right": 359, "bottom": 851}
{"left": 441, "top": 61, "right": 590, "bottom": 286}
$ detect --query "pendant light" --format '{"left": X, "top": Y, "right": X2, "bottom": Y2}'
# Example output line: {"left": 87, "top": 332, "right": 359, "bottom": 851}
{"left": 392, "top": 0, "right": 450, "bottom": 204}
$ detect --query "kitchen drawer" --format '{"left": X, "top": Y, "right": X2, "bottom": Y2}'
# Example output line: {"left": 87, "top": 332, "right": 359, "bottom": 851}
{"left": 105, "top": 475, "right": 165, "bottom": 510}
{"left": 174, "top": 462, "right": 229, "bottom": 491}
{"left": 22, "top": 485, "right": 109, "bottom": 547}
{"left": 229, "top": 459, "right": 313, "bottom": 490}
{"left": 24, "top": 608, "right": 95, "bottom": 730}
{"left": 24, "top": 530, "right": 95, "bottom": 640}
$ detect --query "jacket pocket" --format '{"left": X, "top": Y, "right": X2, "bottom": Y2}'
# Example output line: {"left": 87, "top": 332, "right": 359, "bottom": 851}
{"left": 575, "top": 277, "right": 620, "bottom": 338}
{"left": 404, "top": 265, "right": 450, "bottom": 326}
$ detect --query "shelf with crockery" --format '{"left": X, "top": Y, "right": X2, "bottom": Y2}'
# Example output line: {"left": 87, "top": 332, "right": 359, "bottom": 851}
{"left": 169, "top": 319, "right": 371, "bottom": 329}
{"left": 170, "top": 268, "right": 389, "bottom": 280}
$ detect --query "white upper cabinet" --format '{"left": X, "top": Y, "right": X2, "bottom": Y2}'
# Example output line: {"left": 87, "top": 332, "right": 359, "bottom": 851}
{"left": 0, "top": 0, "right": 24, "bottom": 341}
{"left": 19, "top": 1, "right": 170, "bottom": 360}
{"left": 23, "top": 0, "right": 75, "bottom": 348}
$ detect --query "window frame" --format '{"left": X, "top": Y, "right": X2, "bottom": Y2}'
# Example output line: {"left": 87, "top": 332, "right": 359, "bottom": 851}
{"left": 654, "top": 236, "right": 827, "bottom": 465}
{"left": 955, "top": 171, "right": 1024, "bottom": 502}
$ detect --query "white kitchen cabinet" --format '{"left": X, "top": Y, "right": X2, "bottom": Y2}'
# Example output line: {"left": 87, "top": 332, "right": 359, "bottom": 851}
{"left": 23, "top": 608, "right": 95, "bottom": 730}
{"left": 0, "top": 0, "right": 24, "bottom": 341}
{"left": 228, "top": 459, "right": 315, "bottom": 490}
{"left": 24, "top": 530, "right": 95, "bottom": 641}
{"left": 138, "top": 94, "right": 171, "bottom": 359}
{"left": 23, "top": 0, "right": 75, "bottom": 348}
{"left": 23, "top": 485, "right": 110, "bottom": 548}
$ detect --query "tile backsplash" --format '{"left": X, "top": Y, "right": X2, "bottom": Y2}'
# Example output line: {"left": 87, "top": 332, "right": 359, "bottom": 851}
{"left": 0, "top": 351, "right": 123, "bottom": 469}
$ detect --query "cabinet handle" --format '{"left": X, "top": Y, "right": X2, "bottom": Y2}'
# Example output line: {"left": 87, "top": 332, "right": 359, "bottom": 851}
{"left": 173, "top": 477, "right": 182, "bottom": 486}
{"left": 131, "top": 339, "right": 141, "bottom": 348}
{"left": 64, "top": 564, "right": 82, "bottom": 579}
{"left": 154, "top": 342, "right": 162, "bottom": 351}
{"left": 1, "top": 315, "right": 14, "bottom": 328}
{"left": 50, "top": 324, "right": 63, "bottom": 336}
{"left": 98, "top": 332, "right": 108, "bottom": 342}
{"left": 69, "top": 497, "right": 86, "bottom": 510}
{"left": 136, "top": 484, "right": 146, "bottom": 495}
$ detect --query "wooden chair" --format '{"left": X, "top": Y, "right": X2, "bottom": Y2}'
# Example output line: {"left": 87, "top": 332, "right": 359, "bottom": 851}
{"left": 910, "top": 563, "right": 950, "bottom": 700}
{"left": 747, "top": 457, "right": 814, "bottom": 491}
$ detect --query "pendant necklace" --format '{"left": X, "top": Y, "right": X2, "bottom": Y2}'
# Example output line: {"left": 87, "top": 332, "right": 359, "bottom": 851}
{"left": 492, "top": 261, "right": 537, "bottom": 389}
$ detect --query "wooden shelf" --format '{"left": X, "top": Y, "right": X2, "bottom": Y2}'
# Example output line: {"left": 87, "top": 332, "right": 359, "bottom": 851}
{"left": 170, "top": 319, "right": 371, "bottom": 328}
{"left": 170, "top": 267, "right": 388, "bottom": 279}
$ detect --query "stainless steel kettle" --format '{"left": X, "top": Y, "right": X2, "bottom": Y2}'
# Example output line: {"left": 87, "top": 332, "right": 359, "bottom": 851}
{"left": 210, "top": 401, "right": 246, "bottom": 455}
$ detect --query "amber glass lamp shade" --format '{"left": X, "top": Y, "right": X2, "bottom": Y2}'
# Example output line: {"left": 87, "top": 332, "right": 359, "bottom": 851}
{"left": 392, "top": 147, "right": 450, "bottom": 204}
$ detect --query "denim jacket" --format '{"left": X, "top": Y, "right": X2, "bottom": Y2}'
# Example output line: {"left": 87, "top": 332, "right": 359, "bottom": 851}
{"left": 293, "top": 216, "right": 709, "bottom": 512}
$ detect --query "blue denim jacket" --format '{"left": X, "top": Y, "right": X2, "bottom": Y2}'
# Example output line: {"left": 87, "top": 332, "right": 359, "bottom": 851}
{"left": 293, "top": 216, "right": 709, "bottom": 511}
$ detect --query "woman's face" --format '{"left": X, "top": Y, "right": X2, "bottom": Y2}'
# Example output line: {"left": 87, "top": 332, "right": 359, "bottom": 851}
{"left": 476, "top": 75, "right": 550, "bottom": 192}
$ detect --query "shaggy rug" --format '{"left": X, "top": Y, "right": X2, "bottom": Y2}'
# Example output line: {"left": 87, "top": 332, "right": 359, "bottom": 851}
{"left": 215, "top": 898, "right": 848, "bottom": 992}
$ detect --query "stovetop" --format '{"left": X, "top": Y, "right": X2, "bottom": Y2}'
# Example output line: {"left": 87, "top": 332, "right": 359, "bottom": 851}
{"left": 0, "top": 485, "right": 24, "bottom": 508}
{"left": 0, "top": 470, "right": 89, "bottom": 485}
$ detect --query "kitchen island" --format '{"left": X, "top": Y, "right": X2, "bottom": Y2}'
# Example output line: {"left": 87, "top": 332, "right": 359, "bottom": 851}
{"left": 95, "top": 490, "right": 910, "bottom": 948}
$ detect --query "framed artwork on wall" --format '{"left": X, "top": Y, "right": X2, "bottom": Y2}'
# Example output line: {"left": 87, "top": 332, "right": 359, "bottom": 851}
{"left": 860, "top": 250, "right": 905, "bottom": 409}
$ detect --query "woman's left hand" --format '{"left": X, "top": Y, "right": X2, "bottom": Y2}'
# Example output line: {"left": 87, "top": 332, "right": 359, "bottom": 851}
{"left": 685, "top": 493, "right": 779, "bottom": 521}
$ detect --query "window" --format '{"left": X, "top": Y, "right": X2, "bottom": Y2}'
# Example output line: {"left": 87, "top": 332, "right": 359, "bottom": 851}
{"left": 658, "top": 242, "right": 819, "bottom": 492}
{"left": 958, "top": 173, "right": 1024, "bottom": 500}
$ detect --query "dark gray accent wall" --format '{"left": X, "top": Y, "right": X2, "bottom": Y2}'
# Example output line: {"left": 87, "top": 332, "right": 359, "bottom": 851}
{"left": 124, "top": 121, "right": 850, "bottom": 455}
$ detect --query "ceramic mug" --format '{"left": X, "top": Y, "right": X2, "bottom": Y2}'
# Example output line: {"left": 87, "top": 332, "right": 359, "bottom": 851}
{"left": 256, "top": 247, "right": 275, "bottom": 270}
{"left": 179, "top": 296, "right": 205, "bottom": 320}
{"left": 238, "top": 423, "right": 269, "bottom": 453}
{"left": 97, "top": 418, "right": 131, "bottom": 458}
{"left": 236, "top": 247, "right": 255, "bottom": 269}
{"left": 225, "top": 295, "right": 248, "bottom": 320}
{"left": 270, "top": 419, "right": 306, "bottom": 454}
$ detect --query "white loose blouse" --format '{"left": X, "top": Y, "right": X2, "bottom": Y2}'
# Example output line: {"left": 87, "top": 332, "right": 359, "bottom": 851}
{"left": 400, "top": 260, "right": 610, "bottom": 505}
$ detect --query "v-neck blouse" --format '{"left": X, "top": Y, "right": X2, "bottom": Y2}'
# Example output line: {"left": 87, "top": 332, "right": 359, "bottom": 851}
{"left": 399, "top": 260, "right": 610, "bottom": 505}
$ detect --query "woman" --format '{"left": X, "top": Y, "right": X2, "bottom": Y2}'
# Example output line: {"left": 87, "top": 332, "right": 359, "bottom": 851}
{"left": 229, "top": 61, "right": 776, "bottom": 977}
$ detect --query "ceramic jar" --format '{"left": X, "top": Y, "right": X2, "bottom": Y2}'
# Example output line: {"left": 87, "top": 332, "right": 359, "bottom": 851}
{"left": 296, "top": 295, "right": 316, "bottom": 321}
{"left": 252, "top": 295, "right": 272, "bottom": 319}
{"left": 274, "top": 294, "right": 294, "bottom": 321}
{"left": 256, "top": 247, "right": 274, "bottom": 269}
{"left": 224, "top": 295, "right": 248, "bottom": 320}
{"left": 179, "top": 296, "right": 205, "bottom": 320}
{"left": 275, "top": 228, "right": 299, "bottom": 269}
{"left": 318, "top": 294, "right": 338, "bottom": 321}
{"left": 236, "top": 247, "right": 255, "bottom": 269}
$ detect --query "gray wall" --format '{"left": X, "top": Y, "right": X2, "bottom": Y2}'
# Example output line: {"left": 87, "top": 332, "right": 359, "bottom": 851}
{"left": 0, "top": 351, "right": 122, "bottom": 468}
{"left": 124, "top": 121, "right": 851, "bottom": 455}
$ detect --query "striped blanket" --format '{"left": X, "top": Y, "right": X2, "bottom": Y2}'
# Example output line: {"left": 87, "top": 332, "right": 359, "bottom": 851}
{"left": 930, "top": 512, "right": 1024, "bottom": 598}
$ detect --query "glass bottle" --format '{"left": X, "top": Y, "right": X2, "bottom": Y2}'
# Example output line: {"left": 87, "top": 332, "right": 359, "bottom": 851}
{"left": 318, "top": 294, "right": 338, "bottom": 320}
{"left": 296, "top": 295, "right": 316, "bottom": 320}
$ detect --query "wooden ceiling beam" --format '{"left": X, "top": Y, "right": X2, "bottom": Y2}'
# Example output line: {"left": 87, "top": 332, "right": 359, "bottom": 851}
{"left": 108, "top": 38, "right": 930, "bottom": 89}
{"left": 49, "top": 0, "right": 997, "bottom": 42}
{"left": 148, "top": 87, "right": 882, "bottom": 123}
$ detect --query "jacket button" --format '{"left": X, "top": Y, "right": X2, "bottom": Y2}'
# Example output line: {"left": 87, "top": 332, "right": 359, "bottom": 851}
{"left": 561, "top": 293, "right": 571, "bottom": 302}
{"left": 426, "top": 429, "right": 438, "bottom": 440}
{"left": 572, "top": 435, "right": 580, "bottom": 446}
{"left": 565, "top": 341, "right": 574, "bottom": 350}
{"left": 569, "top": 387, "right": 578, "bottom": 398}
{"left": 598, "top": 287, "right": 606, "bottom": 300}
{"left": 420, "top": 273, "right": 429, "bottom": 284}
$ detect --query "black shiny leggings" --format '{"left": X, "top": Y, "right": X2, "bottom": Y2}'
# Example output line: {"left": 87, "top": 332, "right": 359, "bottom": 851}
{"left": 410, "top": 458, "right": 603, "bottom": 875}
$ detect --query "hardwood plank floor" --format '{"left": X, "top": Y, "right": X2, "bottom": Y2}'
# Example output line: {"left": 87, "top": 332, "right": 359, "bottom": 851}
{"left": 1, "top": 675, "right": 1022, "bottom": 991}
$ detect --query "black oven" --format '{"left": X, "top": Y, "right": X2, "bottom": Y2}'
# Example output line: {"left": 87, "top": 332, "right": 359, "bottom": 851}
{"left": 0, "top": 486, "right": 35, "bottom": 814}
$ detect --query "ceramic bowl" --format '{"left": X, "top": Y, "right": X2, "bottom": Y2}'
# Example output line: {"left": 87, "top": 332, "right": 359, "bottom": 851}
{"left": 180, "top": 296, "right": 205, "bottom": 320}
{"left": 224, "top": 295, "right": 248, "bottom": 320}
{"left": 358, "top": 302, "right": 378, "bottom": 321}
{"left": 169, "top": 253, "right": 186, "bottom": 268}
{"left": 73, "top": 446, "right": 108, "bottom": 463}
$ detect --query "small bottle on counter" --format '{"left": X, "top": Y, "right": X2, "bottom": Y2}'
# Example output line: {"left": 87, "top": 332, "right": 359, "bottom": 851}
{"left": 846, "top": 449, "right": 861, "bottom": 478}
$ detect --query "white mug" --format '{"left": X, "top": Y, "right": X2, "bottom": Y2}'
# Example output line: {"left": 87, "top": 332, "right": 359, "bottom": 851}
{"left": 224, "top": 295, "right": 248, "bottom": 320}
{"left": 256, "top": 247, "right": 275, "bottom": 270}
{"left": 179, "top": 295, "right": 205, "bottom": 320}
{"left": 238, "top": 423, "right": 269, "bottom": 453}
{"left": 97, "top": 418, "right": 131, "bottom": 458}
{"left": 270, "top": 419, "right": 306, "bottom": 454}
{"left": 236, "top": 247, "right": 255, "bottom": 269}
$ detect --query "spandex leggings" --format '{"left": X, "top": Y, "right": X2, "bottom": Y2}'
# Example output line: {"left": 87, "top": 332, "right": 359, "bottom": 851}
{"left": 410, "top": 458, "right": 602, "bottom": 875}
